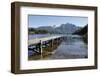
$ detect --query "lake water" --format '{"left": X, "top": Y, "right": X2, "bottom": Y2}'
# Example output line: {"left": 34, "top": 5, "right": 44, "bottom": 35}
{"left": 28, "top": 34, "right": 88, "bottom": 60}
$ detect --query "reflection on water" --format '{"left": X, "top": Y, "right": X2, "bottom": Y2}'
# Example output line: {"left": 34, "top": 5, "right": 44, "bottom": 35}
{"left": 28, "top": 35, "right": 88, "bottom": 60}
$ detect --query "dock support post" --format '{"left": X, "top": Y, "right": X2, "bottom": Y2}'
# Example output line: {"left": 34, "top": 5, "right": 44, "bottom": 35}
{"left": 51, "top": 39, "right": 53, "bottom": 50}
{"left": 57, "top": 38, "right": 59, "bottom": 45}
{"left": 40, "top": 40, "right": 43, "bottom": 59}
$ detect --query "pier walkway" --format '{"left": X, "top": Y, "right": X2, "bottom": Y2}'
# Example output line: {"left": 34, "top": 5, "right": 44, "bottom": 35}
{"left": 28, "top": 35, "right": 64, "bottom": 46}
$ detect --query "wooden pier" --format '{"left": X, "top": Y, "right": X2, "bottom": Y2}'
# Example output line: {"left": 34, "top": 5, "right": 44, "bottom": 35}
{"left": 28, "top": 35, "right": 64, "bottom": 57}
{"left": 28, "top": 35, "right": 64, "bottom": 46}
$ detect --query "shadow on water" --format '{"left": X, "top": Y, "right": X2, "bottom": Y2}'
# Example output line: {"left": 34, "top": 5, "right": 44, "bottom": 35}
{"left": 28, "top": 35, "right": 88, "bottom": 60}
{"left": 82, "top": 34, "right": 88, "bottom": 44}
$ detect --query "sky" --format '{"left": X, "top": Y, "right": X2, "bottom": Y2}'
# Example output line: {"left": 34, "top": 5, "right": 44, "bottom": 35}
{"left": 28, "top": 15, "right": 88, "bottom": 28}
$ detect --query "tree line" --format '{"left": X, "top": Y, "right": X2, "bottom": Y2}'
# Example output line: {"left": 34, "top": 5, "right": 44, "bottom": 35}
{"left": 28, "top": 28, "right": 48, "bottom": 34}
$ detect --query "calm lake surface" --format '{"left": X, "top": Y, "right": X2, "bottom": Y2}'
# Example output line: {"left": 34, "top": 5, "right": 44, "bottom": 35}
{"left": 28, "top": 34, "right": 88, "bottom": 60}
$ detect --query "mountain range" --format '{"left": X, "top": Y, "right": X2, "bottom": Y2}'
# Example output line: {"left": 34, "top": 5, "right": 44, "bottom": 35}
{"left": 35, "top": 23, "right": 81, "bottom": 34}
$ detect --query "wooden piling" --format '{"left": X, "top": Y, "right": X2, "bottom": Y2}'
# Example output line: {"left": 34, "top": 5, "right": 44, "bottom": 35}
{"left": 40, "top": 40, "right": 43, "bottom": 54}
{"left": 39, "top": 40, "right": 43, "bottom": 59}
